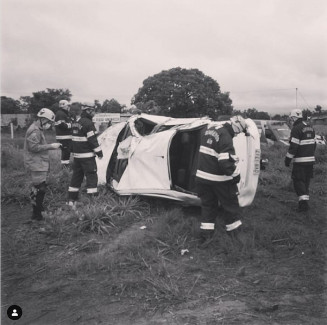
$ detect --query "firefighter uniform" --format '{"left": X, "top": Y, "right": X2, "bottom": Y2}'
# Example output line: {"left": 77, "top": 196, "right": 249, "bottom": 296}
{"left": 196, "top": 122, "right": 242, "bottom": 236}
{"left": 24, "top": 108, "right": 60, "bottom": 220}
{"left": 55, "top": 108, "right": 72, "bottom": 166}
{"left": 68, "top": 112, "right": 103, "bottom": 201}
{"left": 285, "top": 118, "right": 316, "bottom": 211}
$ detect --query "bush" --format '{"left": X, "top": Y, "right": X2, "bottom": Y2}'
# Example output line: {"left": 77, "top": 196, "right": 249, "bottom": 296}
{"left": 76, "top": 194, "right": 150, "bottom": 235}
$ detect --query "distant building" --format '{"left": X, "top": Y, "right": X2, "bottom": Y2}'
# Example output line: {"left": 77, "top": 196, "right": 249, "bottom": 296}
{"left": 0, "top": 114, "right": 32, "bottom": 129}
{"left": 93, "top": 113, "right": 133, "bottom": 133}
{"left": 310, "top": 114, "right": 327, "bottom": 125}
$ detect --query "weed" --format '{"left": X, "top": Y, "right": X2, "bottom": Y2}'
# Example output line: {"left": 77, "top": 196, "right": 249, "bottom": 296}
{"left": 76, "top": 194, "right": 150, "bottom": 235}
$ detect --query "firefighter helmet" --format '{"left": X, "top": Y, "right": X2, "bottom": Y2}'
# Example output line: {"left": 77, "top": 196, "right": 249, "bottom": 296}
{"left": 81, "top": 102, "right": 95, "bottom": 110}
{"left": 37, "top": 108, "right": 55, "bottom": 122}
{"left": 230, "top": 115, "right": 247, "bottom": 134}
{"left": 290, "top": 108, "right": 303, "bottom": 119}
{"left": 59, "top": 99, "right": 70, "bottom": 110}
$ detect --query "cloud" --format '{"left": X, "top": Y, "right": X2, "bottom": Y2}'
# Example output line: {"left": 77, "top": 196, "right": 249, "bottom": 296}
{"left": 1, "top": 0, "right": 326, "bottom": 113}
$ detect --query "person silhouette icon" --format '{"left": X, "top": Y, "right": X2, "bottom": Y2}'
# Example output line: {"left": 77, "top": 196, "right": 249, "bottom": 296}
{"left": 7, "top": 305, "right": 22, "bottom": 320}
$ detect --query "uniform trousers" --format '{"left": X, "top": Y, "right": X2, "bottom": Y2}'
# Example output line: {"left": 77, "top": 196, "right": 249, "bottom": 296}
{"left": 29, "top": 171, "right": 48, "bottom": 219}
{"left": 291, "top": 164, "right": 313, "bottom": 201}
{"left": 68, "top": 157, "right": 98, "bottom": 201}
{"left": 196, "top": 179, "right": 241, "bottom": 227}
{"left": 58, "top": 139, "right": 72, "bottom": 165}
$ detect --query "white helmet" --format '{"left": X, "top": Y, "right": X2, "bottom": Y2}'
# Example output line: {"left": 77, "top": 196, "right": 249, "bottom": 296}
{"left": 81, "top": 102, "right": 95, "bottom": 110}
{"left": 59, "top": 100, "right": 70, "bottom": 110}
{"left": 37, "top": 108, "right": 55, "bottom": 122}
{"left": 290, "top": 108, "right": 303, "bottom": 119}
{"left": 230, "top": 115, "right": 247, "bottom": 134}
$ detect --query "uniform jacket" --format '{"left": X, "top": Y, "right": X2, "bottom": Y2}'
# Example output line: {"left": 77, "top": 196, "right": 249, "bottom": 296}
{"left": 55, "top": 108, "right": 72, "bottom": 140}
{"left": 196, "top": 123, "right": 239, "bottom": 182}
{"left": 286, "top": 119, "right": 316, "bottom": 165}
{"left": 71, "top": 112, "right": 103, "bottom": 159}
{"left": 24, "top": 122, "right": 53, "bottom": 172}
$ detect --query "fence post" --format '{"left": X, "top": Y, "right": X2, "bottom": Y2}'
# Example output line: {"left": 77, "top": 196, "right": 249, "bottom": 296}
{"left": 10, "top": 122, "right": 14, "bottom": 139}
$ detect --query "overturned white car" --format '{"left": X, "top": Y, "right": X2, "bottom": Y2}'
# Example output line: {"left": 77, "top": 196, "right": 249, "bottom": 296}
{"left": 96, "top": 114, "right": 261, "bottom": 207}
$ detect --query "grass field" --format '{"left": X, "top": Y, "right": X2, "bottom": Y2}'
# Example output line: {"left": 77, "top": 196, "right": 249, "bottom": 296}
{"left": 1, "top": 129, "right": 327, "bottom": 324}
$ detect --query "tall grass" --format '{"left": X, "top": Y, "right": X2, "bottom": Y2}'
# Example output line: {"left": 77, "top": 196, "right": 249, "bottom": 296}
{"left": 2, "top": 132, "right": 326, "bottom": 313}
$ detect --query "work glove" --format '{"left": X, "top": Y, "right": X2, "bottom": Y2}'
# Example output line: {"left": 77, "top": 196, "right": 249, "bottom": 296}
{"left": 51, "top": 143, "right": 62, "bottom": 149}
{"left": 284, "top": 157, "right": 291, "bottom": 167}
{"left": 96, "top": 151, "right": 103, "bottom": 159}
{"left": 231, "top": 174, "right": 241, "bottom": 184}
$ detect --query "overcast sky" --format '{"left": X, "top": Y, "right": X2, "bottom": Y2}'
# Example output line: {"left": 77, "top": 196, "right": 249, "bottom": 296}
{"left": 1, "top": 0, "right": 326, "bottom": 114}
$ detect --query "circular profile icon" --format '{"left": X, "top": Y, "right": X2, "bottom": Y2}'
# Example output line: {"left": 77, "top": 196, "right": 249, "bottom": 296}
{"left": 7, "top": 305, "right": 22, "bottom": 320}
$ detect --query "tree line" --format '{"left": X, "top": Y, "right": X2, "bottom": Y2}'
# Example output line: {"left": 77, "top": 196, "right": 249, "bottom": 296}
{"left": 1, "top": 67, "right": 325, "bottom": 120}
{"left": 1, "top": 89, "right": 125, "bottom": 115}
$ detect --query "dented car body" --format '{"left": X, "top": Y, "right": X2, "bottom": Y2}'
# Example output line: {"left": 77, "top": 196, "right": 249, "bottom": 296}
{"left": 96, "top": 114, "right": 261, "bottom": 206}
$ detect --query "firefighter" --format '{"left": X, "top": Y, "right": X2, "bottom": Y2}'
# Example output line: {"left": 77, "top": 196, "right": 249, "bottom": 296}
{"left": 24, "top": 108, "right": 62, "bottom": 220}
{"left": 285, "top": 109, "right": 316, "bottom": 212}
{"left": 68, "top": 102, "right": 103, "bottom": 207}
{"left": 55, "top": 99, "right": 72, "bottom": 168}
{"left": 195, "top": 115, "right": 248, "bottom": 245}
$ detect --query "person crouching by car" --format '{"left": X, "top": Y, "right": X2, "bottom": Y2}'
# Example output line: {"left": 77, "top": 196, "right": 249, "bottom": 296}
{"left": 67, "top": 102, "right": 103, "bottom": 208}
{"left": 24, "top": 108, "right": 62, "bottom": 221}
{"left": 195, "top": 115, "right": 248, "bottom": 246}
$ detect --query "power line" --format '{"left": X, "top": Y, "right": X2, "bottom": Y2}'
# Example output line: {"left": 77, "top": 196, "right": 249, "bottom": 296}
{"left": 298, "top": 90, "right": 312, "bottom": 110}
{"left": 230, "top": 88, "right": 296, "bottom": 94}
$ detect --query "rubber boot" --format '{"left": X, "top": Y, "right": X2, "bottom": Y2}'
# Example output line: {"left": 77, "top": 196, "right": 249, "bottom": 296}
{"left": 36, "top": 189, "right": 46, "bottom": 212}
{"left": 31, "top": 205, "right": 43, "bottom": 221}
{"left": 227, "top": 227, "right": 246, "bottom": 247}
{"left": 198, "top": 230, "right": 215, "bottom": 249}
{"left": 33, "top": 185, "right": 46, "bottom": 220}
{"left": 297, "top": 200, "right": 309, "bottom": 212}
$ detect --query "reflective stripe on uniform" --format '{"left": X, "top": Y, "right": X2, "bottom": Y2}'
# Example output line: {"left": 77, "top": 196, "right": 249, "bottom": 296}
{"left": 299, "top": 195, "right": 309, "bottom": 201}
{"left": 293, "top": 156, "right": 315, "bottom": 163}
{"left": 199, "top": 146, "right": 219, "bottom": 158}
{"left": 300, "top": 139, "right": 316, "bottom": 145}
{"left": 196, "top": 170, "right": 233, "bottom": 182}
{"left": 290, "top": 137, "right": 300, "bottom": 144}
{"left": 286, "top": 152, "right": 294, "bottom": 158}
{"left": 68, "top": 186, "right": 80, "bottom": 192}
{"left": 61, "top": 160, "right": 70, "bottom": 164}
{"left": 217, "top": 152, "right": 229, "bottom": 161}
{"left": 72, "top": 136, "right": 88, "bottom": 142}
{"left": 87, "top": 188, "right": 98, "bottom": 194}
{"left": 56, "top": 135, "right": 72, "bottom": 140}
{"left": 226, "top": 220, "right": 242, "bottom": 232}
{"left": 200, "top": 223, "right": 215, "bottom": 230}
{"left": 55, "top": 120, "right": 65, "bottom": 126}
{"left": 87, "top": 131, "right": 95, "bottom": 138}
{"left": 93, "top": 146, "right": 102, "bottom": 153}
{"left": 73, "top": 152, "right": 95, "bottom": 158}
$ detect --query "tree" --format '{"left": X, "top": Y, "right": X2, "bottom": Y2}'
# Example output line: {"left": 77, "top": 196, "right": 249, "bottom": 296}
{"left": 100, "top": 99, "right": 125, "bottom": 113}
{"left": 271, "top": 113, "right": 289, "bottom": 121}
{"left": 314, "top": 105, "right": 322, "bottom": 115}
{"left": 20, "top": 88, "right": 72, "bottom": 115}
{"left": 302, "top": 108, "right": 313, "bottom": 121}
{"left": 135, "top": 100, "right": 161, "bottom": 114}
{"left": 235, "top": 108, "right": 270, "bottom": 120}
{"left": 131, "top": 67, "right": 233, "bottom": 119}
{"left": 1, "top": 96, "right": 23, "bottom": 114}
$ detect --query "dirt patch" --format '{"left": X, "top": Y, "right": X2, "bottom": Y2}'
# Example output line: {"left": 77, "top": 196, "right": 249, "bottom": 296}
{"left": 1, "top": 198, "right": 326, "bottom": 325}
